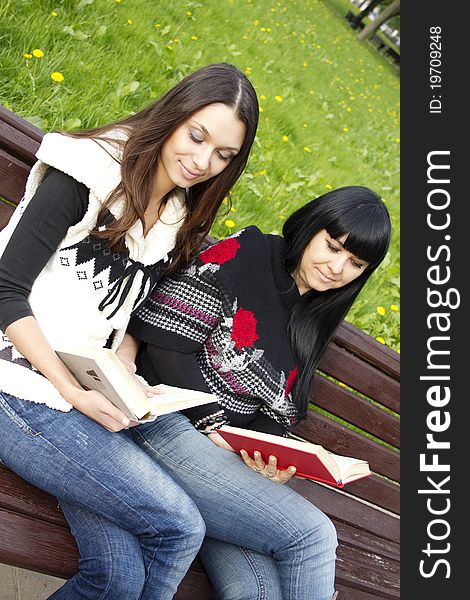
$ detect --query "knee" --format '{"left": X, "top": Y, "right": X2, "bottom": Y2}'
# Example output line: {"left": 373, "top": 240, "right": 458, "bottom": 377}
{"left": 169, "top": 499, "right": 206, "bottom": 551}
{"left": 305, "top": 511, "right": 338, "bottom": 556}
{"left": 184, "top": 507, "right": 207, "bottom": 550}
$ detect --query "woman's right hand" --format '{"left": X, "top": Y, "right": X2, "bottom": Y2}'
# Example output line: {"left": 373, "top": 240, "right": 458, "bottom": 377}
{"left": 70, "top": 387, "right": 138, "bottom": 432}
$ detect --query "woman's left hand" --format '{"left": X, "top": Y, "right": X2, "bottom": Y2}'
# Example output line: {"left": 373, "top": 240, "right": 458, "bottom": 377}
{"left": 240, "top": 450, "right": 297, "bottom": 484}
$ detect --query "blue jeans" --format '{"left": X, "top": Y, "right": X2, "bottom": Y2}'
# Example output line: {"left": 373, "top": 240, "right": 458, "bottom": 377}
{"left": 133, "top": 412, "right": 338, "bottom": 600}
{"left": 0, "top": 391, "right": 205, "bottom": 600}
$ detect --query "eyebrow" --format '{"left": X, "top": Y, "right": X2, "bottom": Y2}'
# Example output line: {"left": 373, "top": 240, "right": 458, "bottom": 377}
{"left": 191, "top": 120, "right": 240, "bottom": 152}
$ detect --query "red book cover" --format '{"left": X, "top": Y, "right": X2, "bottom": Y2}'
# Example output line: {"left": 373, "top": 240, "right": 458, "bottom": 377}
{"left": 217, "top": 426, "right": 371, "bottom": 488}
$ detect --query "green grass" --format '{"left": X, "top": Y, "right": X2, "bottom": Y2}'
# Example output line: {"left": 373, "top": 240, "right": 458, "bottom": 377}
{"left": 0, "top": 0, "right": 400, "bottom": 350}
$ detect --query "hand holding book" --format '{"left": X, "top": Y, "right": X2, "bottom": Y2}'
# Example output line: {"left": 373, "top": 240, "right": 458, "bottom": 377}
{"left": 217, "top": 426, "right": 371, "bottom": 488}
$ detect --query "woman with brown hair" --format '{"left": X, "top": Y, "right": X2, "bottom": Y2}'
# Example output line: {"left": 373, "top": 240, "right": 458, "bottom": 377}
{"left": 0, "top": 63, "right": 258, "bottom": 599}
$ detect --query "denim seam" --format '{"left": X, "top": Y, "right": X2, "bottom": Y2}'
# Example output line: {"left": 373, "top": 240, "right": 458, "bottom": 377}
{"left": 0, "top": 392, "right": 40, "bottom": 436}
{"left": 239, "top": 546, "right": 266, "bottom": 600}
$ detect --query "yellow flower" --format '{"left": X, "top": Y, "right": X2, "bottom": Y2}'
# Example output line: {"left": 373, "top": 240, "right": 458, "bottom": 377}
{"left": 32, "top": 49, "right": 44, "bottom": 58}
{"left": 127, "top": 19, "right": 133, "bottom": 25}
{"left": 260, "top": 95, "right": 267, "bottom": 100}
{"left": 303, "top": 61, "right": 308, "bottom": 67}
{"left": 342, "top": 127, "right": 349, "bottom": 132}
{"left": 230, "top": 206, "right": 236, "bottom": 212}
{"left": 245, "top": 67, "right": 252, "bottom": 75}
{"left": 390, "top": 304, "right": 399, "bottom": 312}
{"left": 225, "top": 219, "right": 236, "bottom": 228}
{"left": 186, "top": 10, "right": 192, "bottom": 16}
{"left": 191, "top": 35, "right": 198, "bottom": 40}
{"left": 23, "top": 53, "right": 33, "bottom": 59}
{"left": 259, "top": 106, "right": 263, "bottom": 112}
{"left": 326, "top": 184, "right": 333, "bottom": 190}
{"left": 282, "top": 135, "right": 289, "bottom": 142}
{"left": 50, "top": 71, "right": 64, "bottom": 82}
{"left": 377, "top": 306, "right": 386, "bottom": 316}
{"left": 303, "top": 123, "right": 308, "bottom": 128}
{"left": 154, "top": 23, "right": 161, "bottom": 28}
{"left": 51, "top": 11, "right": 58, "bottom": 17}
{"left": 303, "top": 147, "right": 311, "bottom": 153}
{"left": 395, "top": 138, "right": 400, "bottom": 143}
{"left": 347, "top": 107, "right": 352, "bottom": 112}
{"left": 274, "top": 95, "right": 282, "bottom": 102}
{"left": 376, "top": 337, "right": 385, "bottom": 345}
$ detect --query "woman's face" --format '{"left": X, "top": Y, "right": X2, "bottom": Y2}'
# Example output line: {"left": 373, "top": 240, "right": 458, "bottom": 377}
{"left": 292, "top": 229, "right": 369, "bottom": 295}
{"left": 158, "top": 103, "right": 246, "bottom": 190}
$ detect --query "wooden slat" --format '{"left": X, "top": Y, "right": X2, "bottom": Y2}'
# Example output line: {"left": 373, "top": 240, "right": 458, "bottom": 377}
{"left": 335, "top": 584, "right": 393, "bottom": 600}
{"left": 334, "top": 320, "right": 400, "bottom": 380}
{"left": 287, "top": 477, "right": 400, "bottom": 543}
{"left": 293, "top": 411, "right": 400, "bottom": 483}
{"left": 319, "top": 343, "right": 400, "bottom": 413}
{"left": 336, "top": 542, "right": 400, "bottom": 599}
{"left": 334, "top": 521, "right": 399, "bottom": 563}
{"left": 0, "top": 148, "right": 30, "bottom": 205}
{"left": 0, "top": 104, "right": 43, "bottom": 163}
{"left": 0, "top": 117, "right": 42, "bottom": 165}
{"left": 343, "top": 473, "right": 399, "bottom": 515}
{"left": 0, "top": 465, "right": 68, "bottom": 528}
{"left": 311, "top": 375, "right": 400, "bottom": 447}
{"left": 0, "top": 507, "right": 79, "bottom": 579}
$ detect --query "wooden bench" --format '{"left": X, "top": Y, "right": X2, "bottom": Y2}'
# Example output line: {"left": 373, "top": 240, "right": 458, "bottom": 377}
{"left": 0, "top": 104, "right": 400, "bottom": 599}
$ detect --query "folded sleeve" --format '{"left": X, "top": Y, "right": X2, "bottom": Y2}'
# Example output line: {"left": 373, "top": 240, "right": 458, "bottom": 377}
{"left": 128, "top": 264, "right": 223, "bottom": 353}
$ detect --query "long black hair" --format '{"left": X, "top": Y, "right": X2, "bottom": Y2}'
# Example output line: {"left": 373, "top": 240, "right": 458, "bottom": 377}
{"left": 282, "top": 186, "right": 392, "bottom": 416}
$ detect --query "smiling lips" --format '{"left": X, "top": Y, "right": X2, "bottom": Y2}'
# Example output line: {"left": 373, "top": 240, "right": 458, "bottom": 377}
{"left": 316, "top": 267, "right": 337, "bottom": 283}
{"left": 179, "top": 160, "right": 203, "bottom": 180}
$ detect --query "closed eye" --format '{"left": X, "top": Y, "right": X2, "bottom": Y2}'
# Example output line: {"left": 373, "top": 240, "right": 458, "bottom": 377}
{"left": 327, "top": 241, "right": 341, "bottom": 253}
{"left": 351, "top": 260, "right": 365, "bottom": 269}
{"left": 189, "top": 130, "right": 204, "bottom": 143}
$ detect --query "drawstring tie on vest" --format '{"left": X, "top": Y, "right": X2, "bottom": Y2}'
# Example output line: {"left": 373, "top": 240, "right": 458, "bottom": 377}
{"left": 98, "top": 258, "right": 157, "bottom": 319}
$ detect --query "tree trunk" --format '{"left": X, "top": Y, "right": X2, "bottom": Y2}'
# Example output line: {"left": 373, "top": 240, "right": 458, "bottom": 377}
{"left": 357, "top": 0, "right": 400, "bottom": 42}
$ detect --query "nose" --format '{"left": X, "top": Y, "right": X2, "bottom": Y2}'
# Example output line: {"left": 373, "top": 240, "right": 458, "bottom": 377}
{"left": 192, "top": 146, "right": 211, "bottom": 172}
{"left": 329, "top": 254, "right": 347, "bottom": 275}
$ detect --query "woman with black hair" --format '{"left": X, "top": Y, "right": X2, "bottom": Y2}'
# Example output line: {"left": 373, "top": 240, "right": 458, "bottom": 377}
{"left": 0, "top": 63, "right": 259, "bottom": 599}
{"left": 127, "top": 186, "right": 392, "bottom": 600}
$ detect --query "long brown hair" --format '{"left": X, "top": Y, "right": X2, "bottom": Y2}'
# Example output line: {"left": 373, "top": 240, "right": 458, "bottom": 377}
{"left": 70, "top": 63, "right": 259, "bottom": 272}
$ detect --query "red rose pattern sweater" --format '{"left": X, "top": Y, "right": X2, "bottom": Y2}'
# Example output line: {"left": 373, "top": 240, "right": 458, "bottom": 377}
{"left": 129, "top": 226, "right": 302, "bottom": 434}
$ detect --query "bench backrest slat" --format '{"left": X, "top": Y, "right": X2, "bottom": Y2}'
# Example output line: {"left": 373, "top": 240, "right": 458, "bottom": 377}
{"left": 319, "top": 343, "right": 400, "bottom": 414}
{"left": 311, "top": 375, "right": 400, "bottom": 448}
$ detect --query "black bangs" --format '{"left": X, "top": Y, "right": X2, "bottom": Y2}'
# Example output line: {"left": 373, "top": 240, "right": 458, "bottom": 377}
{"left": 326, "top": 203, "right": 391, "bottom": 267}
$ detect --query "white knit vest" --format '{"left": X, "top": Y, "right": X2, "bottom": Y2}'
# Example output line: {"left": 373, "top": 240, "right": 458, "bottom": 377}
{"left": 0, "top": 131, "right": 186, "bottom": 410}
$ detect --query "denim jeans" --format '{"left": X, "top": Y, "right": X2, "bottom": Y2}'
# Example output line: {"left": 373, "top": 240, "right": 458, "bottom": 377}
{"left": 0, "top": 391, "right": 205, "bottom": 600}
{"left": 133, "top": 412, "right": 338, "bottom": 600}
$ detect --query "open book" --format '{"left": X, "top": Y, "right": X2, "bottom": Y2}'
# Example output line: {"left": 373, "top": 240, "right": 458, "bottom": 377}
{"left": 217, "top": 426, "right": 371, "bottom": 487}
{"left": 55, "top": 346, "right": 216, "bottom": 422}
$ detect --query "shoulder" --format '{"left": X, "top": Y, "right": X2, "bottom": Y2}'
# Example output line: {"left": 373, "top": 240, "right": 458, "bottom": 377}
{"left": 197, "top": 226, "right": 269, "bottom": 267}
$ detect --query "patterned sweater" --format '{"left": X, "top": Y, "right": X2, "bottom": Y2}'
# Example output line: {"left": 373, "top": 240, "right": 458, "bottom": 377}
{"left": 129, "top": 226, "right": 302, "bottom": 434}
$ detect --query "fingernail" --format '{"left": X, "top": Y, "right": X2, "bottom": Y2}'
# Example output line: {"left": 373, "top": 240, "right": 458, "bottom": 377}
{"left": 269, "top": 456, "right": 275, "bottom": 463}
{"left": 288, "top": 467, "right": 297, "bottom": 473}
{"left": 122, "top": 417, "right": 130, "bottom": 426}
{"left": 254, "top": 451, "right": 260, "bottom": 458}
